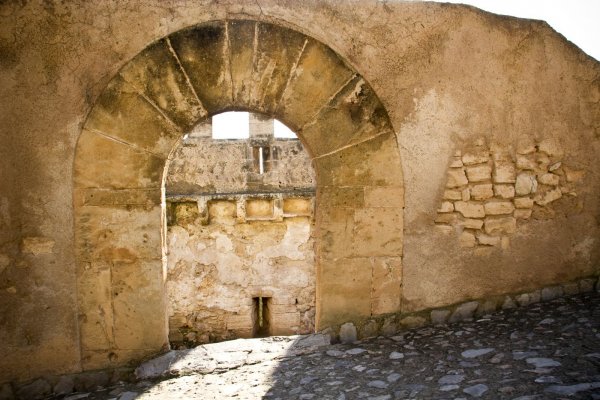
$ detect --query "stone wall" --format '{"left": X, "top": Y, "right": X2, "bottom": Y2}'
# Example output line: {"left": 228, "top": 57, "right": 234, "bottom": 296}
{"left": 0, "top": 0, "right": 598, "bottom": 387}
{"left": 166, "top": 200, "right": 315, "bottom": 346}
{"left": 435, "top": 138, "right": 585, "bottom": 250}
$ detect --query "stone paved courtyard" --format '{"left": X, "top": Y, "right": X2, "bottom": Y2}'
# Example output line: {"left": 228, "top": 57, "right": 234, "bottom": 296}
{"left": 53, "top": 292, "right": 600, "bottom": 400}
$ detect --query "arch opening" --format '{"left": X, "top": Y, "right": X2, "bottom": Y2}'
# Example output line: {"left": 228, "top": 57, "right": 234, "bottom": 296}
{"left": 164, "top": 112, "right": 316, "bottom": 348}
{"left": 73, "top": 19, "right": 404, "bottom": 370}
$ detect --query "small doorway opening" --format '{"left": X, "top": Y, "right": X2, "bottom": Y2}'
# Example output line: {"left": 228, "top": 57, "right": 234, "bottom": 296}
{"left": 253, "top": 297, "right": 271, "bottom": 337}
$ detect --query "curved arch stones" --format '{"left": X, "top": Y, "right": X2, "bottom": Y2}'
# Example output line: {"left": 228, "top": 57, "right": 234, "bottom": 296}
{"left": 74, "top": 20, "right": 404, "bottom": 369}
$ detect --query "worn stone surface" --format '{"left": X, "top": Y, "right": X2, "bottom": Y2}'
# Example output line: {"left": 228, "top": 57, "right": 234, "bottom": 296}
{"left": 1, "top": 0, "right": 599, "bottom": 386}
{"left": 42, "top": 292, "right": 600, "bottom": 400}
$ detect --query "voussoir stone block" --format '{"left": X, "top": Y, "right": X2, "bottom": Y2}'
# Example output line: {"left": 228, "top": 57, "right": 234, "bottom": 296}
{"left": 84, "top": 76, "right": 181, "bottom": 156}
{"left": 119, "top": 38, "right": 206, "bottom": 131}
{"left": 278, "top": 38, "right": 355, "bottom": 130}
{"left": 169, "top": 22, "right": 233, "bottom": 114}
{"left": 301, "top": 77, "right": 393, "bottom": 157}
{"left": 228, "top": 20, "right": 257, "bottom": 108}
{"left": 313, "top": 132, "right": 403, "bottom": 187}
{"left": 74, "top": 130, "right": 165, "bottom": 190}
{"left": 249, "top": 22, "right": 308, "bottom": 113}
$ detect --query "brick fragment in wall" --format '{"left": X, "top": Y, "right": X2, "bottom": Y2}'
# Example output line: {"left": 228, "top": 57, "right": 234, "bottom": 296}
{"left": 484, "top": 200, "right": 515, "bottom": 216}
{"left": 484, "top": 217, "right": 516, "bottom": 235}
{"left": 461, "top": 188, "right": 471, "bottom": 201}
{"left": 459, "top": 231, "right": 476, "bottom": 248}
{"left": 493, "top": 184, "right": 515, "bottom": 199}
{"left": 437, "top": 201, "right": 454, "bottom": 213}
{"left": 514, "top": 209, "right": 532, "bottom": 220}
{"left": 466, "top": 165, "right": 492, "bottom": 182}
{"left": 470, "top": 184, "right": 493, "bottom": 200}
{"left": 476, "top": 232, "right": 500, "bottom": 246}
{"left": 460, "top": 218, "right": 484, "bottom": 230}
{"left": 535, "top": 153, "right": 551, "bottom": 172}
{"left": 534, "top": 187, "right": 562, "bottom": 206}
{"left": 537, "top": 173, "right": 560, "bottom": 186}
{"left": 462, "top": 151, "right": 489, "bottom": 165}
{"left": 515, "top": 173, "right": 538, "bottom": 196}
{"left": 454, "top": 201, "right": 485, "bottom": 218}
{"left": 435, "top": 213, "right": 457, "bottom": 224}
{"left": 446, "top": 168, "right": 468, "bottom": 188}
{"left": 516, "top": 155, "right": 536, "bottom": 170}
{"left": 513, "top": 197, "right": 533, "bottom": 209}
{"left": 449, "top": 157, "right": 463, "bottom": 168}
{"left": 443, "top": 190, "right": 462, "bottom": 201}
{"left": 493, "top": 162, "right": 516, "bottom": 183}
{"left": 564, "top": 167, "right": 585, "bottom": 183}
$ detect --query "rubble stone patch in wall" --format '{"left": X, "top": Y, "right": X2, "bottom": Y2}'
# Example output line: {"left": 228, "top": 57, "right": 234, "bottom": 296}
{"left": 435, "top": 138, "right": 585, "bottom": 249}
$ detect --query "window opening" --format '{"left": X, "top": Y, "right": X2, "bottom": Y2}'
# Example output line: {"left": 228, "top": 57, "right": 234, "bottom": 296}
{"left": 252, "top": 145, "right": 271, "bottom": 174}
{"left": 259, "top": 146, "right": 264, "bottom": 174}
{"left": 252, "top": 297, "right": 271, "bottom": 337}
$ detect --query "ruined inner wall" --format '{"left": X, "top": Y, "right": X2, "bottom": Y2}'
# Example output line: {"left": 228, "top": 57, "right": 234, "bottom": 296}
{"left": 165, "top": 115, "right": 316, "bottom": 346}
{"left": 0, "top": 0, "right": 598, "bottom": 386}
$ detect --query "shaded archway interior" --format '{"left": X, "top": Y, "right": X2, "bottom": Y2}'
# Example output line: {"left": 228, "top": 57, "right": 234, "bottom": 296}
{"left": 73, "top": 19, "right": 404, "bottom": 370}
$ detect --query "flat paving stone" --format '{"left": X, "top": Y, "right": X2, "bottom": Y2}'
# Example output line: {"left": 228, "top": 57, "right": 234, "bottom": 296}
{"left": 47, "top": 292, "right": 600, "bottom": 399}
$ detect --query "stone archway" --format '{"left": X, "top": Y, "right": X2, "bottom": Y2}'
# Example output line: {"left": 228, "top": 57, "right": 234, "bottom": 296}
{"left": 73, "top": 19, "right": 404, "bottom": 370}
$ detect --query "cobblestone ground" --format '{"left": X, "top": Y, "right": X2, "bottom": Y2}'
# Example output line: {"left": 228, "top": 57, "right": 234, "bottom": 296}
{"left": 59, "top": 292, "right": 599, "bottom": 400}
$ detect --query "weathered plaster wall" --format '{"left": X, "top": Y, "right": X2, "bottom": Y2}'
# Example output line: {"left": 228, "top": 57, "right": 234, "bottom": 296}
{"left": 167, "top": 202, "right": 315, "bottom": 345}
{"left": 0, "top": 0, "right": 598, "bottom": 386}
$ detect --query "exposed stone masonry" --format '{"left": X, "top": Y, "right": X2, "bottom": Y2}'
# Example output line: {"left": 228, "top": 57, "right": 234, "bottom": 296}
{"left": 435, "top": 138, "right": 585, "bottom": 249}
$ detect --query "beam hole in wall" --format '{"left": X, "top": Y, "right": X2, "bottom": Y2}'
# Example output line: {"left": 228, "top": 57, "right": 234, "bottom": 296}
{"left": 164, "top": 112, "right": 316, "bottom": 349}
{"left": 252, "top": 297, "right": 271, "bottom": 337}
